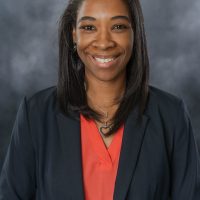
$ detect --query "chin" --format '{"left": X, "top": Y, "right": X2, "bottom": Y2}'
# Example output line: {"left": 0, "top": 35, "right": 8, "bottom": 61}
{"left": 93, "top": 70, "right": 126, "bottom": 83}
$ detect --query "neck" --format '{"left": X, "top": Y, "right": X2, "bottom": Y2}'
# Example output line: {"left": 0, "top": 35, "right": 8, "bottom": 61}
{"left": 85, "top": 75, "right": 126, "bottom": 108}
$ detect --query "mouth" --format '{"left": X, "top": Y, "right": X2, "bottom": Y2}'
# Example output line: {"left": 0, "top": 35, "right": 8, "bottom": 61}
{"left": 89, "top": 54, "right": 119, "bottom": 68}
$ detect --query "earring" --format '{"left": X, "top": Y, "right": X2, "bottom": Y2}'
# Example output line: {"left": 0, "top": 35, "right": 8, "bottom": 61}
{"left": 84, "top": 81, "right": 87, "bottom": 91}
{"left": 73, "top": 43, "right": 77, "bottom": 52}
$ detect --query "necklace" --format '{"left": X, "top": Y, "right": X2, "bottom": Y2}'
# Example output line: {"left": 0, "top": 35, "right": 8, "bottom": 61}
{"left": 84, "top": 82, "right": 122, "bottom": 136}
{"left": 99, "top": 122, "right": 112, "bottom": 136}
{"left": 93, "top": 104, "right": 113, "bottom": 136}
{"left": 86, "top": 95, "right": 117, "bottom": 136}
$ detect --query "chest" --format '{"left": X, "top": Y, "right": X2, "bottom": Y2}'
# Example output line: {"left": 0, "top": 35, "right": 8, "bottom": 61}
{"left": 33, "top": 112, "right": 172, "bottom": 200}
{"left": 101, "top": 134, "right": 115, "bottom": 148}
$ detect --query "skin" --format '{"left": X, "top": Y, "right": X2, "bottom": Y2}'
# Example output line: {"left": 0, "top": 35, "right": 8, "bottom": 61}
{"left": 73, "top": 0, "right": 134, "bottom": 147}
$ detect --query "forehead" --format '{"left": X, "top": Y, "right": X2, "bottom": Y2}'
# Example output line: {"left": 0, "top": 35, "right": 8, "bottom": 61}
{"left": 77, "top": 0, "right": 129, "bottom": 19}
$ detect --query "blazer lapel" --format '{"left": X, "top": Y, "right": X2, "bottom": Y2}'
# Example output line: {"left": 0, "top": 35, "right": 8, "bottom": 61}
{"left": 113, "top": 109, "right": 149, "bottom": 200}
{"left": 56, "top": 111, "right": 85, "bottom": 200}
{"left": 55, "top": 102, "right": 149, "bottom": 200}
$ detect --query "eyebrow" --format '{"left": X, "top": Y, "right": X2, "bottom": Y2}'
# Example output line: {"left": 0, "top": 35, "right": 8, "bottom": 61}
{"left": 111, "top": 15, "right": 130, "bottom": 22}
{"left": 77, "top": 15, "right": 130, "bottom": 23}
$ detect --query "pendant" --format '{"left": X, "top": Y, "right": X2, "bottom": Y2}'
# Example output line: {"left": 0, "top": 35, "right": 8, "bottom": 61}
{"left": 99, "top": 123, "right": 111, "bottom": 135}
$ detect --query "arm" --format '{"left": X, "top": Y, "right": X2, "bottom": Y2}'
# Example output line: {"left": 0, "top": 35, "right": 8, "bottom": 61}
{"left": 0, "top": 97, "right": 36, "bottom": 200}
{"left": 170, "top": 100, "right": 200, "bottom": 199}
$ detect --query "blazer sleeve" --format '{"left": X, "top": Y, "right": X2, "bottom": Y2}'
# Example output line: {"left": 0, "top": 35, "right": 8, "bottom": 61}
{"left": 170, "top": 100, "right": 200, "bottom": 200}
{"left": 0, "top": 97, "right": 36, "bottom": 200}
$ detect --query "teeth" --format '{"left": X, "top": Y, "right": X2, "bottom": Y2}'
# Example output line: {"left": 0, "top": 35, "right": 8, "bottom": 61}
{"left": 94, "top": 57, "right": 114, "bottom": 63}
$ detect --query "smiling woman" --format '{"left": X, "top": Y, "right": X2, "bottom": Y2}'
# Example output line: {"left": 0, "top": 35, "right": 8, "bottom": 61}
{"left": 73, "top": 0, "right": 134, "bottom": 82}
{"left": 0, "top": 0, "right": 200, "bottom": 199}
{"left": 58, "top": 0, "right": 149, "bottom": 138}
{"left": 72, "top": 0, "right": 135, "bottom": 136}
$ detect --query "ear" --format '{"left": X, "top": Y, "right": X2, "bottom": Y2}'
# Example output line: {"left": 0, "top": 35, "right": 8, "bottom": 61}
{"left": 72, "top": 27, "right": 77, "bottom": 43}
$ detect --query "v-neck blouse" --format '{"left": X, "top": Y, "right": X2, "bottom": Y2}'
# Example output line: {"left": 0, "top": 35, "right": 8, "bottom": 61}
{"left": 80, "top": 115, "right": 124, "bottom": 200}
{"left": 80, "top": 114, "right": 124, "bottom": 200}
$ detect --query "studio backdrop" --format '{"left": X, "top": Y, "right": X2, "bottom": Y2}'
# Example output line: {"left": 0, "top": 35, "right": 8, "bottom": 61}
{"left": 0, "top": 0, "right": 200, "bottom": 171}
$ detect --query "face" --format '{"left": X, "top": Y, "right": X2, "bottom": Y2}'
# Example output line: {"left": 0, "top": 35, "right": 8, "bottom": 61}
{"left": 73, "top": 0, "right": 134, "bottom": 83}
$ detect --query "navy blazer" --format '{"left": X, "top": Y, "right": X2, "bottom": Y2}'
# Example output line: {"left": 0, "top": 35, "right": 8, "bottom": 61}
{"left": 0, "top": 86, "right": 200, "bottom": 200}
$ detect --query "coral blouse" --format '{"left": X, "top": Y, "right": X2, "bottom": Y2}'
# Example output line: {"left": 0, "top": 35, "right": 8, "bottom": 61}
{"left": 80, "top": 114, "right": 124, "bottom": 200}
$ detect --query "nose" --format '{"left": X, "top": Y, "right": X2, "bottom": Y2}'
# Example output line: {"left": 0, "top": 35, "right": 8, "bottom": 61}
{"left": 92, "top": 29, "right": 115, "bottom": 50}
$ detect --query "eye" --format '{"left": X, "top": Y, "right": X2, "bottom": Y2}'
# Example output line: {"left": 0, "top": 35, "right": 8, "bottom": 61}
{"left": 79, "top": 25, "right": 96, "bottom": 31}
{"left": 112, "top": 24, "right": 129, "bottom": 31}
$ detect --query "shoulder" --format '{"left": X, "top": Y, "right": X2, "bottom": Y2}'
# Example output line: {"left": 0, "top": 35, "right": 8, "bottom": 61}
{"left": 146, "top": 85, "right": 188, "bottom": 122}
{"left": 148, "top": 85, "right": 183, "bottom": 110}
{"left": 27, "top": 86, "right": 57, "bottom": 104}
{"left": 148, "top": 85, "right": 182, "bottom": 106}
{"left": 25, "top": 86, "right": 57, "bottom": 115}
{"left": 145, "top": 86, "right": 192, "bottom": 153}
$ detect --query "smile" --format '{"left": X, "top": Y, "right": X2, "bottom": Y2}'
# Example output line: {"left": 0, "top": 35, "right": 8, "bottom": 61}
{"left": 89, "top": 55, "right": 119, "bottom": 69}
{"left": 94, "top": 57, "right": 115, "bottom": 63}
{"left": 89, "top": 54, "right": 119, "bottom": 68}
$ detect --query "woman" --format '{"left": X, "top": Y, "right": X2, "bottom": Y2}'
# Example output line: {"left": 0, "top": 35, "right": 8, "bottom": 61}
{"left": 0, "top": 0, "right": 199, "bottom": 199}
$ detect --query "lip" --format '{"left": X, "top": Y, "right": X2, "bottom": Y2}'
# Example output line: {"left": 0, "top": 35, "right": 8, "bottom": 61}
{"left": 88, "top": 54, "right": 119, "bottom": 68}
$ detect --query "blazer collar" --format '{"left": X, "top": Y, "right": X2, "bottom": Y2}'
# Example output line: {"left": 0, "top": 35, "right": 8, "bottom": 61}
{"left": 56, "top": 104, "right": 149, "bottom": 200}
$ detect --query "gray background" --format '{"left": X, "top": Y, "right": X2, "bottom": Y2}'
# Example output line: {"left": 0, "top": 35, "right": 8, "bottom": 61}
{"left": 0, "top": 0, "right": 200, "bottom": 171}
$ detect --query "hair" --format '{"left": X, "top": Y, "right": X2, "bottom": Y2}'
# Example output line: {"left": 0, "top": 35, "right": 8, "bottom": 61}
{"left": 57, "top": 0, "right": 149, "bottom": 136}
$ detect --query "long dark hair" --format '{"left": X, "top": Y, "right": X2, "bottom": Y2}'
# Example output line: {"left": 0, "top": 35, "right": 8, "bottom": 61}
{"left": 57, "top": 0, "right": 149, "bottom": 136}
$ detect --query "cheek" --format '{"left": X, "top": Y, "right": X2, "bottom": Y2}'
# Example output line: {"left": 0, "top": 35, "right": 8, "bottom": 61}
{"left": 127, "top": 31, "right": 134, "bottom": 48}
{"left": 76, "top": 32, "right": 93, "bottom": 50}
{"left": 125, "top": 33, "right": 134, "bottom": 58}
{"left": 117, "top": 31, "right": 134, "bottom": 52}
